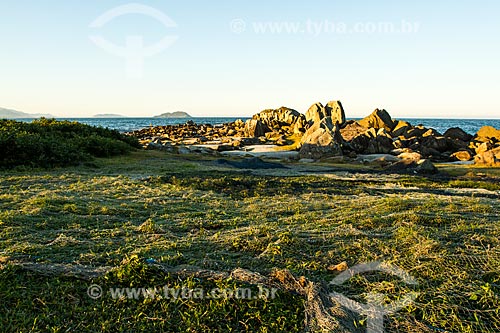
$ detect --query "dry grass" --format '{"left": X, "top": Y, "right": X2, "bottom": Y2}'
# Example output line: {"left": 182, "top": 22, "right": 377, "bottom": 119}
{"left": 0, "top": 150, "right": 499, "bottom": 332}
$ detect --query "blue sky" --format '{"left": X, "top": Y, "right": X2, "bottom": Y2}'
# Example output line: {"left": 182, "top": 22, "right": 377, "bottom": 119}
{"left": 1, "top": 0, "right": 499, "bottom": 118}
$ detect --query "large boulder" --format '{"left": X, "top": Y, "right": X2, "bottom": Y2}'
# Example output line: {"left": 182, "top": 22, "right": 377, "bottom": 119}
{"left": 299, "top": 124, "right": 343, "bottom": 160}
{"left": 391, "top": 120, "right": 412, "bottom": 137}
{"left": 325, "top": 100, "right": 346, "bottom": 126}
{"left": 475, "top": 142, "right": 493, "bottom": 155}
{"left": 305, "top": 100, "right": 346, "bottom": 127}
{"left": 422, "top": 128, "right": 442, "bottom": 137}
{"left": 474, "top": 147, "right": 500, "bottom": 166}
{"left": 340, "top": 121, "right": 368, "bottom": 141}
{"left": 244, "top": 119, "right": 270, "bottom": 137}
{"left": 358, "top": 109, "right": 395, "bottom": 132}
{"left": 476, "top": 126, "right": 500, "bottom": 142}
{"left": 415, "top": 159, "right": 438, "bottom": 174}
{"left": 305, "top": 103, "right": 326, "bottom": 125}
{"left": 446, "top": 137, "right": 470, "bottom": 151}
{"left": 397, "top": 151, "right": 422, "bottom": 162}
{"left": 251, "top": 107, "right": 306, "bottom": 134}
{"left": 350, "top": 128, "right": 395, "bottom": 154}
{"left": 402, "top": 125, "right": 429, "bottom": 139}
{"left": 421, "top": 135, "right": 449, "bottom": 153}
{"left": 386, "top": 159, "right": 438, "bottom": 174}
{"left": 451, "top": 150, "right": 473, "bottom": 162}
{"left": 444, "top": 127, "right": 472, "bottom": 142}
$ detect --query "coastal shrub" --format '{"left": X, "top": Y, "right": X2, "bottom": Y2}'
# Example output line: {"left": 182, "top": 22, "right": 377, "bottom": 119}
{"left": 0, "top": 118, "right": 140, "bottom": 168}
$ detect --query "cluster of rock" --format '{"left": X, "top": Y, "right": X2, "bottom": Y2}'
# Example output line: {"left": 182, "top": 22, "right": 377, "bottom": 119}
{"left": 472, "top": 126, "right": 500, "bottom": 166}
{"left": 295, "top": 102, "right": 500, "bottom": 168}
{"left": 130, "top": 108, "right": 309, "bottom": 152}
{"left": 298, "top": 101, "right": 345, "bottom": 160}
{"left": 244, "top": 107, "right": 306, "bottom": 144}
{"left": 344, "top": 110, "right": 500, "bottom": 167}
{"left": 130, "top": 120, "right": 249, "bottom": 152}
{"left": 129, "top": 100, "right": 500, "bottom": 168}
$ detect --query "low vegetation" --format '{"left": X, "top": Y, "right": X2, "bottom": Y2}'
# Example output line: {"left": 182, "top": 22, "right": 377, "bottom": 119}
{"left": 0, "top": 118, "right": 140, "bottom": 168}
{"left": 0, "top": 150, "right": 499, "bottom": 332}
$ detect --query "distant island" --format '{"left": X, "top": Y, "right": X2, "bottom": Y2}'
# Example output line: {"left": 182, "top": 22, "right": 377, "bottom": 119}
{"left": 93, "top": 114, "right": 126, "bottom": 118}
{"left": 0, "top": 107, "right": 53, "bottom": 118}
{"left": 154, "top": 111, "right": 192, "bottom": 118}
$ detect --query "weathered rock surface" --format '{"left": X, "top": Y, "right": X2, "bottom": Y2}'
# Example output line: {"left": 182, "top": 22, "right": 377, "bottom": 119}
{"left": 476, "top": 126, "right": 500, "bottom": 142}
{"left": 475, "top": 142, "right": 493, "bottom": 155}
{"left": 469, "top": 126, "right": 500, "bottom": 166}
{"left": 305, "top": 101, "right": 346, "bottom": 127}
{"left": 129, "top": 101, "right": 499, "bottom": 169}
{"left": 451, "top": 150, "right": 473, "bottom": 162}
{"left": 298, "top": 101, "right": 347, "bottom": 159}
{"left": 251, "top": 107, "right": 306, "bottom": 136}
{"left": 340, "top": 121, "right": 368, "bottom": 141}
{"left": 305, "top": 103, "right": 325, "bottom": 125}
{"left": 299, "top": 123, "right": 343, "bottom": 160}
{"left": 474, "top": 147, "right": 500, "bottom": 166}
{"left": 325, "top": 100, "right": 346, "bottom": 126}
{"left": 358, "top": 109, "right": 395, "bottom": 132}
{"left": 397, "top": 151, "right": 422, "bottom": 162}
{"left": 391, "top": 120, "right": 412, "bottom": 137}
{"left": 386, "top": 158, "right": 437, "bottom": 174}
{"left": 444, "top": 127, "right": 473, "bottom": 142}
{"left": 244, "top": 119, "right": 270, "bottom": 137}
{"left": 350, "top": 128, "right": 395, "bottom": 154}
{"left": 416, "top": 159, "right": 438, "bottom": 174}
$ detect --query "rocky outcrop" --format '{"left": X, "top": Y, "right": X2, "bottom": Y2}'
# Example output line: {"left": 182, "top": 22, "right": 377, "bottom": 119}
{"left": 338, "top": 111, "right": 478, "bottom": 162}
{"left": 444, "top": 127, "right": 473, "bottom": 142}
{"left": 469, "top": 126, "right": 500, "bottom": 166}
{"left": 391, "top": 120, "right": 412, "bottom": 137}
{"left": 451, "top": 150, "right": 473, "bottom": 162}
{"left": 305, "top": 101, "right": 346, "bottom": 127}
{"left": 298, "top": 100, "right": 347, "bottom": 159}
{"left": 325, "top": 100, "right": 346, "bottom": 126}
{"left": 358, "top": 109, "right": 395, "bottom": 132}
{"left": 349, "top": 128, "right": 395, "bottom": 154}
{"left": 244, "top": 119, "right": 270, "bottom": 137}
{"left": 305, "top": 103, "right": 325, "bottom": 125}
{"left": 475, "top": 142, "right": 493, "bottom": 155}
{"left": 129, "top": 101, "right": 499, "bottom": 170}
{"left": 415, "top": 159, "right": 438, "bottom": 174}
{"left": 251, "top": 107, "right": 306, "bottom": 136}
{"left": 341, "top": 111, "right": 457, "bottom": 160}
{"left": 397, "top": 151, "right": 422, "bottom": 162}
{"left": 386, "top": 158, "right": 437, "bottom": 174}
{"left": 476, "top": 126, "right": 500, "bottom": 142}
{"left": 340, "top": 121, "right": 368, "bottom": 141}
{"left": 474, "top": 147, "right": 500, "bottom": 166}
{"left": 130, "top": 120, "right": 248, "bottom": 149}
{"left": 299, "top": 123, "right": 343, "bottom": 160}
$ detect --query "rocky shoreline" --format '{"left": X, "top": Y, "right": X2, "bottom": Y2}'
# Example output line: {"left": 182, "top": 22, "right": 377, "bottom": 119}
{"left": 128, "top": 100, "right": 500, "bottom": 172}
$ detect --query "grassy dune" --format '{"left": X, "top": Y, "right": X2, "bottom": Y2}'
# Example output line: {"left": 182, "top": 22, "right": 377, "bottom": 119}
{"left": 1, "top": 150, "right": 499, "bottom": 332}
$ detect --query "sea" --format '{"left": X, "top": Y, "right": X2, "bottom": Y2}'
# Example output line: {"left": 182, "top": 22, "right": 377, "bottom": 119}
{"left": 12, "top": 117, "right": 500, "bottom": 135}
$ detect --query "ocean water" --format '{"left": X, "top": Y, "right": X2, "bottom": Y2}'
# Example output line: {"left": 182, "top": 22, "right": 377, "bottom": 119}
{"left": 399, "top": 118, "right": 500, "bottom": 136}
{"left": 13, "top": 117, "right": 500, "bottom": 135}
{"left": 14, "top": 118, "right": 242, "bottom": 133}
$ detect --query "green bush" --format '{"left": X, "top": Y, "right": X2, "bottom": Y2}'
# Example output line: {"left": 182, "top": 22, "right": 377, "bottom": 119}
{"left": 0, "top": 118, "right": 140, "bottom": 168}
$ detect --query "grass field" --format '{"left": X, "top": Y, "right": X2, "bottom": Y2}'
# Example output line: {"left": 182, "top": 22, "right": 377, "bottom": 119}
{"left": 1, "top": 150, "right": 499, "bottom": 332}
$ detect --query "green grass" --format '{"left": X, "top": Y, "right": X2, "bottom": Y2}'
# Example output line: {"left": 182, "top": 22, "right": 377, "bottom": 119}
{"left": 0, "top": 258, "right": 303, "bottom": 332}
{"left": 1, "top": 150, "right": 499, "bottom": 332}
{"left": 0, "top": 118, "right": 140, "bottom": 168}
